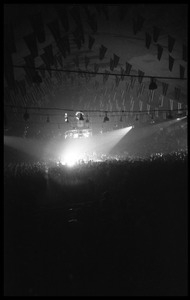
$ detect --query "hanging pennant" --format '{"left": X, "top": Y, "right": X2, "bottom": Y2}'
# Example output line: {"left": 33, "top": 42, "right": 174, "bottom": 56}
{"left": 168, "top": 35, "right": 175, "bottom": 53}
{"left": 138, "top": 70, "right": 144, "bottom": 84}
{"left": 169, "top": 55, "right": 174, "bottom": 72}
{"left": 162, "top": 82, "right": 169, "bottom": 96}
{"left": 153, "top": 26, "right": 160, "bottom": 43}
{"left": 113, "top": 54, "right": 120, "bottom": 68}
{"left": 125, "top": 62, "right": 132, "bottom": 75}
{"left": 145, "top": 32, "right": 151, "bottom": 49}
{"left": 180, "top": 65, "right": 185, "bottom": 79}
{"left": 174, "top": 87, "right": 181, "bottom": 101}
{"left": 99, "top": 45, "right": 107, "bottom": 60}
{"left": 157, "top": 44, "right": 163, "bottom": 61}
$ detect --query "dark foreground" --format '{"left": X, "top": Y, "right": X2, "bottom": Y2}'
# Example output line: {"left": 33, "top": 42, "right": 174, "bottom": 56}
{"left": 4, "top": 152, "right": 188, "bottom": 296}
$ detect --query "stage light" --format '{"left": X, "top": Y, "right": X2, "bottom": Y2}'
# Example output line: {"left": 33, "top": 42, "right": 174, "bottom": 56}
{"left": 46, "top": 115, "right": 50, "bottom": 123}
{"left": 149, "top": 78, "right": 157, "bottom": 90}
{"left": 65, "top": 113, "right": 69, "bottom": 123}
{"left": 103, "top": 112, "right": 109, "bottom": 122}
{"left": 135, "top": 114, "right": 139, "bottom": 121}
{"left": 23, "top": 109, "right": 29, "bottom": 121}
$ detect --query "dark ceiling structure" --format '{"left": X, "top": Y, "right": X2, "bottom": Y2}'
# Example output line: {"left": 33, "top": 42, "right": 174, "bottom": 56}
{"left": 4, "top": 4, "right": 188, "bottom": 137}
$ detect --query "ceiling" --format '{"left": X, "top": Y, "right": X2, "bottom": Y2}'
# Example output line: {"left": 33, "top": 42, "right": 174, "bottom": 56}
{"left": 4, "top": 4, "right": 188, "bottom": 136}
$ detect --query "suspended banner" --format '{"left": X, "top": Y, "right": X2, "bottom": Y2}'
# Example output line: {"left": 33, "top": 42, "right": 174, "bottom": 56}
{"left": 47, "top": 19, "right": 61, "bottom": 42}
{"left": 153, "top": 26, "right": 160, "bottom": 43}
{"left": 168, "top": 35, "right": 175, "bottom": 53}
{"left": 113, "top": 54, "right": 120, "bottom": 68}
{"left": 138, "top": 70, "right": 145, "bottom": 84}
{"left": 125, "top": 62, "right": 132, "bottom": 75}
{"left": 169, "top": 55, "right": 174, "bottom": 72}
{"left": 99, "top": 45, "right": 107, "bottom": 60}
{"left": 180, "top": 65, "right": 185, "bottom": 79}
{"left": 29, "top": 12, "right": 46, "bottom": 43}
{"left": 157, "top": 44, "right": 163, "bottom": 61}
{"left": 145, "top": 32, "right": 151, "bottom": 49}
{"left": 174, "top": 87, "right": 181, "bottom": 101}
{"left": 88, "top": 35, "right": 95, "bottom": 50}
{"left": 162, "top": 82, "right": 169, "bottom": 96}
